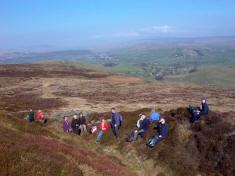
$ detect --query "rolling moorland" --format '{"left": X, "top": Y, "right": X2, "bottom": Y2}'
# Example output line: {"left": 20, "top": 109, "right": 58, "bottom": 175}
{"left": 1, "top": 37, "right": 235, "bottom": 88}
{"left": 0, "top": 64, "right": 235, "bottom": 176}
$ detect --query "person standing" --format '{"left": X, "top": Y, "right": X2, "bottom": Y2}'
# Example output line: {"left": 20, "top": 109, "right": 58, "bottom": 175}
{"left": 96, "top": 119, "right": 109, "bottom": 142}
{"left": 110, "top": 108, "right": 122, "bottom": 140}
{"left": 28, "top": 109, "right": 34, "bottom": 122}
{"left": 62, "top": 116, "right": 70, "bottom": 133}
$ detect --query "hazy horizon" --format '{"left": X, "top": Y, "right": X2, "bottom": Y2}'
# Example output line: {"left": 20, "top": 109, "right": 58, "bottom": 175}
{"left": 1, "top": 0, "right": 235, "bottom": 51}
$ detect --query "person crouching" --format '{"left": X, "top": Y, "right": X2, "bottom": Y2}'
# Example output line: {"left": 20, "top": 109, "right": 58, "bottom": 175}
{"left": 96, "top": 119, "right": 109, "bottom": 142}
{"left": 37, "top": 110, "right": 46, "bottom": 123}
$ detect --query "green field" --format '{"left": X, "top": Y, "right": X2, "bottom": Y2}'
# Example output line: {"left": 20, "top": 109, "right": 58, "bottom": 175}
{"left": 167, "top": 66, "right": 235, "bottom": 89}
{"left": 1, "top": 37, "right": 235, "bottom": 89}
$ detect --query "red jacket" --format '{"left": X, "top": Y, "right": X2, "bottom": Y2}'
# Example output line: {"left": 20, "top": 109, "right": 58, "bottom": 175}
{"left": 37, "top": 112, "right": 44, "bottom": 120}
{"left": 99, "top": 121, "right": 109, "bottom": 132}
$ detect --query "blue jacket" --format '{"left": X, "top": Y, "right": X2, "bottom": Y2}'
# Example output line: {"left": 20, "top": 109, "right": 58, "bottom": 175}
{"left": 111, "top": 112, "right": 122, "bottom": 126}
{"left": 200, "top": 102, "right": 209, "bottom": 116}
{"left": 156, "top": 122, "right": 169, "bottom": 138}
{"left": 138, "top": 118, "right": 150, "bottom": 132}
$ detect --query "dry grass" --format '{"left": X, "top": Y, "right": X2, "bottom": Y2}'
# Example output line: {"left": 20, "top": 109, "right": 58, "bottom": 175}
{"left": 0, "top": 111, "right": 135, "bottom": 176}
{"left": 0, "top": 64, "right": 234, "bottom": 114}
{"left": 0, "top": 64, "right": 235, "bottom": 176}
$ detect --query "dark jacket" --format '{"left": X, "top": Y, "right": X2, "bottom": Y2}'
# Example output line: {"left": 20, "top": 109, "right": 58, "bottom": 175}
{"left": 200, "top": 102, "right": 209, "bottom": 116}
{"left": 78, "top": 116, "right": 86, "bottom": 125}
{"left": 138, "top": 118, "right": 150, "bottom": 132}
{"left": 71, "top": 119, "right": 79, "bottom": 129}
{"left": 28, "top": 112, "right": 34, "bottom": 121}
{"left": 111, "top": 112, "right": 122, "bottom": 126}
{"left": 156, "top": 122, "right": 169, "bottom": 138}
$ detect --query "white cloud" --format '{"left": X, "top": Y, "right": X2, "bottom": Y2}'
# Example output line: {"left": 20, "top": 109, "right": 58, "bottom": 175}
{"left": 90, "top": 25, "right": 172, "bottom": 39}
{"left": 142, "top": 25, "right": 171, "bottom": 33}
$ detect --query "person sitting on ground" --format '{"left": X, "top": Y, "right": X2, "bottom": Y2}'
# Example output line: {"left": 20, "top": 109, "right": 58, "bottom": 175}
{"left": 133, "top": 114, "right": 150, "bottom": 141}
{"left": 147, "top": 118, "right": 168, "bottom": 147}
{"left": 96, "top": 119, "right": 109, "bottom": 142}
{"left": 37, "top": 110, "right": 46, "bottom": 123}
{"left": 136, "top": 114, "right": 144, "bottom": 128}
{"left": 71, "top": 115, "right": 80, "bottom": 135}
{"left": 62, "top": 116, "right": 70, "bottom": 133}
{"left": 27, "top": 109, "right": 34, "bottom": 122}
{"left": 110, "top": 107, "right": 122, "bottom": 140}
{"left": 191, "top": 97, "right": 210, "bottom": 124}
{"left": 78, "top": 112, "right": 87, "bottom": 135}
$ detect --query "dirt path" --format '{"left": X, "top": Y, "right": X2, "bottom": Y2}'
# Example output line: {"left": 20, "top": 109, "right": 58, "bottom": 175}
{"left": 42, "top": 78, "right": 55, "bottom": 99}
{"left": 1, "top": 64, "right": 235, "bottom": 114}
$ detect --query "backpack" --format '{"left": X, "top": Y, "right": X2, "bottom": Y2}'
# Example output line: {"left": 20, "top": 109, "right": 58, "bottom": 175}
{"left": 126, "top": 130, "right": 135, "bottom": 142}
{"left": 90, "top": 126, "right": 97, "bottom": 134}
{"left": 137, "top": 118, "right": 143, "bottom": 128}
{"left": 146, "top": 135, "right": 159, "bottom": 148}
{"left": 118, "top": 113, "right": 123, "bottom": 127}
{"left": 189, "top": 105, "right": 200, "bottom": 114}
{"left": 150, "top": 113, "right": 160, "bottom": 123}
{"left": 119, "top": 114, "right": 122, "bottom": 121}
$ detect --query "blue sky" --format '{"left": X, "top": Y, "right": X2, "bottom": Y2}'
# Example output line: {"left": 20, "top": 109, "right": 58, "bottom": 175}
{"left": 1, "top": 0, "right": 235, "bottom": 50}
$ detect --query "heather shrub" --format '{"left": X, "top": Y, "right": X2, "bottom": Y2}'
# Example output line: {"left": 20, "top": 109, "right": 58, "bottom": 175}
{"left": 87, "top": 108, "right": 234, "bottom": 176}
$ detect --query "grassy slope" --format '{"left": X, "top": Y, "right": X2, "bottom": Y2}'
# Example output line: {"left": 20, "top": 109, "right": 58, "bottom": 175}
{"left": 0, "top": 64, "right": 235, "bottom": 176}
{"left": 37, "top": 60, "right": 106, "bottom": 71}
{"left": 102, "top": 39, "right": 235, "bottom": 88}
{"left": 38, "top": 60, "right": 235, "bottom": 89}
{"left": 165, "top": 66, "right": 235, "bottom": 89}
{"left": 1, "top": 106, "right": 234, "bottom": 176}
{"left": 0, "top": 109, "right": 134, "bottom": 176}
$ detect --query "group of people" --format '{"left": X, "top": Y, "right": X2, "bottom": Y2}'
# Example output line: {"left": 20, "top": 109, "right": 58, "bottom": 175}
{"left": 126, "top": 113, "right": 169, "bottom": 147}
{"left": 63, "top": 113, "right": 88, "bottom": 135}
{"left": 26, "top": 109, "right": 46, "bottom": 123}
{"left": 27, "top": 97, "right": 209, "bottom": 148}
{"left": 61, "top": 107, "right": 169, "bottom": 147}
{"left": 62, "top": 108, "right": 123, "bottom": 141}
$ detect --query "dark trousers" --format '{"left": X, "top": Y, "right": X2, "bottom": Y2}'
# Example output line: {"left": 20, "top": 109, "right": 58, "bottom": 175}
{"left": 29, "top": 118, "right": 34, "bottom": 122}
{"left": 111, "top": 124, "right": 119, "bottom": 138}
{"left": 192, "top": 112, "right": 200, "bottom": 123}
{"left": 72, "top": 127, "right": 80, "bottom": 135}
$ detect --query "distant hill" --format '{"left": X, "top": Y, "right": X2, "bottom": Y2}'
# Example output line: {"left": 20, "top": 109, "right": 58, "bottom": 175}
{"left": 164, "top": 66, "right": 235, "bottom": 89}
{"left": 1, "top": 37, "right": 235, "bottom": 89}
{"left": 0, "top": 49, "right": 94, "bottom": 64}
